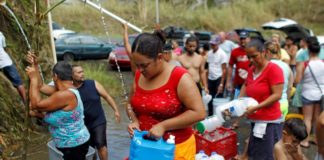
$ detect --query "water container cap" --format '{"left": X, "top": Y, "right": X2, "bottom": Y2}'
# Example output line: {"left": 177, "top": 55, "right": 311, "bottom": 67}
{"left": 196, "top": 122, "right": 205, "bottom": 134}
{"left": 166, "top": 135, "right": 175, "bottom": 144}
{"left": 199, "top": 150, "right": 204, "bottom": 153}
{"left": 211, "top": 151, "right": 217, "bottom": 155}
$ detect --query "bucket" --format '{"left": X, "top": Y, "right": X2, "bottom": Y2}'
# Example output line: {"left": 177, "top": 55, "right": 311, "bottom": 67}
{"left": 47, "top": 140, "right": 96, "bottom": 160}
{"left": 212, "top": 98, "right": 230, "bottom": 115}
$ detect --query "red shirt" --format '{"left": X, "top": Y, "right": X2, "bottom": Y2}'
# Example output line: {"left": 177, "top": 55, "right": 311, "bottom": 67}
{"left": 131, "top": 67, "right": 193, "bottom": 144}
{"left": 245, "top": 62, "right": 283, "bottom": 121}
{"left": 229, "top": 47, "right": 250, "bottom": 86}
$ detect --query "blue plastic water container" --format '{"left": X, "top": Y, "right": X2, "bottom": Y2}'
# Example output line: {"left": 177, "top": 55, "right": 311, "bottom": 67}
{"left": 129, "top": 130, "right": 175, "bottom": 160}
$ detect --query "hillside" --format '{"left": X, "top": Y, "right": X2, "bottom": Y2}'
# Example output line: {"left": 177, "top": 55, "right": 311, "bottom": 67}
{"left": 0, "top": 0, "right": 53, "bottom": 158}
{"left": 51, "top": 0, "right": 324, "bottom": 39}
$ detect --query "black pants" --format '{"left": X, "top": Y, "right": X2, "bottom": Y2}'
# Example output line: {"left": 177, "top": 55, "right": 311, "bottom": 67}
{"left": 207, "top": 78, "right": 222, "bottom": 116}
{"left": 57, "top": 140, "right": 90, "bottom": 160}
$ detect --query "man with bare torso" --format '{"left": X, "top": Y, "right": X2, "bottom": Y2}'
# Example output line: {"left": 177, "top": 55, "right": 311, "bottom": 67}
{"left": 178, "top": 36, "right": 208, "bottom": 94}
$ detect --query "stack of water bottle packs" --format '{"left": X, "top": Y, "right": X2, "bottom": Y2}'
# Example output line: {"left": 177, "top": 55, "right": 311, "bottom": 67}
{"left": 195, "top": 97, "right": 259, "bottom": 160}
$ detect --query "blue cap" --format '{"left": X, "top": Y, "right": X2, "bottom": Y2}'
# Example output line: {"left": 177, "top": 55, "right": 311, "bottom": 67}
{"left": 209, "top": 36, "right": 221, "bottom": 45}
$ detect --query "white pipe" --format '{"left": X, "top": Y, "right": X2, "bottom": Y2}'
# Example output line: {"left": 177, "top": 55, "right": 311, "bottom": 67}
{"left": 81, "top": 0, "right": 142, "bottom": 33}
{"left": 47, "top": 0, "right": 57, "bottom": 63}
{"left": 155, "top": 0, "right": 159, "bottom": 24}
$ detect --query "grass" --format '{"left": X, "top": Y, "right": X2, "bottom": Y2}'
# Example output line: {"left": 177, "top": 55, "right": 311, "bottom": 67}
{"left": 50, "top": 0, "right": 324, "bottom": 39}
{"left": 72, "top": 60, "right": 123, "bottom": 97}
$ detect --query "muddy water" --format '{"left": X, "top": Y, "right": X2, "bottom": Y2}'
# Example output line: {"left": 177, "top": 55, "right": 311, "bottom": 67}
{"left": 26, "top": 70, "right": 316, "bottom": 160}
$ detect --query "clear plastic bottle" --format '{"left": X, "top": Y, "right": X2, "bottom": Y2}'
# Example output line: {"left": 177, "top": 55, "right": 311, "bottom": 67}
{"left": 209, "top": 152, "right": 224, "bottom": 160}
{"left": 201, "top": 155, "right": 210, "bottom": 160}
{"left": 195, "top": 150, "right": 207, "bottom": 160}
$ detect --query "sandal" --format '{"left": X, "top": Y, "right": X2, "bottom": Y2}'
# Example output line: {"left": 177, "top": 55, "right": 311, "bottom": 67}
{"left": 300, "top": 142, "right": 310, "bottom": 148}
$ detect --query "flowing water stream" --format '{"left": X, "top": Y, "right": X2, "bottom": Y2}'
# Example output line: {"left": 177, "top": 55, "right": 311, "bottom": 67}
{"left": 1, "top": 2, "right": 31, "bottom": 50}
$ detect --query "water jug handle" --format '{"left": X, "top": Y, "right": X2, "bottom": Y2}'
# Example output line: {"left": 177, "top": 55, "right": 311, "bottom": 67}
{"left": 134, "top": 130, "right": 149, "bottom": 137}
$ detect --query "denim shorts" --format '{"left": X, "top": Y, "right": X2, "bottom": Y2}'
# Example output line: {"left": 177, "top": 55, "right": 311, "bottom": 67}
{"left": 2, "top": 64, "right": 23, "bottom": 87}
{"left": 301, "top": 96, "right": 321, "bottom": 105}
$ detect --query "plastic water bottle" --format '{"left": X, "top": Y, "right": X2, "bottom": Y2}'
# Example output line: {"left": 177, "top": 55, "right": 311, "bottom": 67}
{"left": 202, "top": 90, "right": 212, "bottom": 111}
{"left": 201, "top": 155, "right": 209, "bottom": 160}
{"left": 129, "top": 130, "right": 175, "bottom": 160}
{"left": 209, "top": 152, "right": 224, "bottom": 160}
{"left": 214, "top": 97, "right": 258, "bottom": 122}
{"left": 196, "top": 115, "right": 223, "bottom": 134}
{"left": 195, "top": 150, "right": 208, "bottom": 160}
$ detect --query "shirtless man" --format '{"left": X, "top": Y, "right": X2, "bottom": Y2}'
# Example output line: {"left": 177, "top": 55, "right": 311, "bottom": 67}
{"left": 178, "top": 36, "right": 208, "bottom": 94}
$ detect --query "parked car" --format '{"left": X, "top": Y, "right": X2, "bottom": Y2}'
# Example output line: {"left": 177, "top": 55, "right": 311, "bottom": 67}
{"left": 108, "top": 35, "right": 137, "bottom": 69}
{"left": 55, "top": 34, "right": 113, "bottom": 61}
{"left": 234, "top": 28, "right": 265, "bottom": 43}
{"left": 262, "top": 18, "right": 314, "bottom": 42}
{"left": 317, "top": 36, "right": 324, "bottom": 45}
{"left": 193, "top": 31, "right": 213, "bottom": 47}
{"left": 52, "top": 22, "right": 75, "bottom": 40}
{"left": 163, "top": 26, "right": 191, "bottom": 47}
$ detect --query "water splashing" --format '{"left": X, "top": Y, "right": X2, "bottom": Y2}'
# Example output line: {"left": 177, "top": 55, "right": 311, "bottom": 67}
{"left": 1, "top": 3, "right": 31, "bottom": 50}
{"left": 96, "top": 0, "right": 129, "bottom": 102}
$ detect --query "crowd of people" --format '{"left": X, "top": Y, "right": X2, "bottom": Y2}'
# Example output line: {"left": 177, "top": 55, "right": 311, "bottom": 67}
{"left": 1, "top": 22, "right": 324, "bottom": 160}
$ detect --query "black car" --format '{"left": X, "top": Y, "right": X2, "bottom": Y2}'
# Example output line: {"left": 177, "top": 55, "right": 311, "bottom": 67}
{"left": 163, "top": 26, "right": 191, "bottom": 46}
{"left": 234, "top": 28, "right": 265, "bottom": 43}
{"left": 55, "top": 34, "right": 113, "bottom": 61}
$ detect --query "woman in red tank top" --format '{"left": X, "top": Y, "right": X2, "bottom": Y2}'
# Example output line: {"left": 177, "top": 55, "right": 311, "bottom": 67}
{"left": 127, "top": 31, "right": 206, "bottom": 160}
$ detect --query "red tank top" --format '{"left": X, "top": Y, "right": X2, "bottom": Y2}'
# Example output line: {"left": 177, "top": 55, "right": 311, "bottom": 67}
{"left": 131, "top": 67, "right": 193, "bottom": 144}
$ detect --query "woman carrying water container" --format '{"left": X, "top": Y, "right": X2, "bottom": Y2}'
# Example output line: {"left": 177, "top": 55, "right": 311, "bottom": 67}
{"left": 239, "top": 40, "right": 284, "bottom": 160}
{"left": 27, "top": 61, "right": 90, "bottom": 160}
{"left": 127, "top": 30, "right": 206, "bottom": 160}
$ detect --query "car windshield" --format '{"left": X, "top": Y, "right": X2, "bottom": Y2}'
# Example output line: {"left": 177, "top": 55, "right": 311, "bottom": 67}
{"left": 81, "top": 36, "right": 101, "bottom": 44}
{"left": 52, "top": 22, "right": 63, "bottom": 30}
{"left": 64, "top": 36, "right": 81, "bottom": 44}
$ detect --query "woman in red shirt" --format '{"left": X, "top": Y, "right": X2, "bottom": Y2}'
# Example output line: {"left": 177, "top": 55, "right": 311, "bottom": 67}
{"left": 239, "top": 40, "right": 284, "bottom": 160}
{"left": 127, "top": 31, "right": 206, "bottom": 160}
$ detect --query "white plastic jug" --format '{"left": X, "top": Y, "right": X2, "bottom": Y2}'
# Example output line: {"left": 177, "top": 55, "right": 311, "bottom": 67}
{"left": 195, "top": 150, "right": 208, "bottom": 160}
{"left": 209, "top": 152, "right": 224, "bottom": 160}
{"left": 196, "top": 115, "right": 223, "bottom": 134}
{"left": 202, "top": 91, "right": 212, "bottom": 110}
{"left": 215, "top": 97, "right": 258, "bottom": 122}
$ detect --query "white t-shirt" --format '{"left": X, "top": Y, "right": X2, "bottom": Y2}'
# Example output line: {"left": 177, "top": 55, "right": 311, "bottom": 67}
{"left": 301, "top": 60, "right": 324, "bottom": 101}
{"left": 207, "top": 48, "right": 227, "bottom": 80}
{"left": 219, "top": 40, "right": 238, "bottom": 62}
{"left": 0, "top": 32, "right": 13, "bottom": 68}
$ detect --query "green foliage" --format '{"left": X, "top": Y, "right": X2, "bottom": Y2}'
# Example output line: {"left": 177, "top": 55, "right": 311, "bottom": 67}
{"left": 51, "top": 0, "right": 324, "bottom": 38}
{"left": 0, "top": 0, "right": 54, "bottom": 158}
{"left": 72, "top": 61, "right": 122, "bottom": 97}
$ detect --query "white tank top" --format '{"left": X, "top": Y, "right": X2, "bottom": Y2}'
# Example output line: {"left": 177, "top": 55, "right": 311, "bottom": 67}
{"left": 301, "top": 60, "right": 324, "bottom": 101}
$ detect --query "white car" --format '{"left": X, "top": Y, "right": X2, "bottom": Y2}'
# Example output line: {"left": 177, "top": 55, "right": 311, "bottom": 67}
{"left": 317, "top": 36, "right": 324, "bottom": 45}
{"left": 52, "top": 22, "right": 75, "bottom": 40}
{"left": 262, "top": 18, "right": 314, "bottom": 41}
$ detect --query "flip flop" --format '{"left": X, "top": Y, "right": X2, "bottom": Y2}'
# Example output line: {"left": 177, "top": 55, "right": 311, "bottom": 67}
{"left": 300, "top": 143, "right": 310, "bottom": 148}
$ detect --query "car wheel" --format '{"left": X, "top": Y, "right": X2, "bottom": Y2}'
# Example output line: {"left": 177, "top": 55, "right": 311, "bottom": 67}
{"left": 63, "top": 53, "right": 74, "bottom": 61}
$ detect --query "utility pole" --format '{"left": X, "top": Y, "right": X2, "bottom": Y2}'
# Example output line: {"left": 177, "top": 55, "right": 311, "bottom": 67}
{"left": 155, "top": 0, "right": 159, "bottom": 24}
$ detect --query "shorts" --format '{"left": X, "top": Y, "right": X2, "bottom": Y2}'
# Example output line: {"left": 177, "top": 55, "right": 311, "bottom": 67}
{"left": 301, "top": 96, "right": 321, "bottom": 105}
{"left": 2, "top": 64, "right": 23, "bottom": 87}
{"left": 174, "top": 134, "right": 196, "bottom": 160}
{"left": 248, "top": 123, "right": 281, "bottom": 160}
{"left": 89, "top": 124, "right": 107, "bottom": 149}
